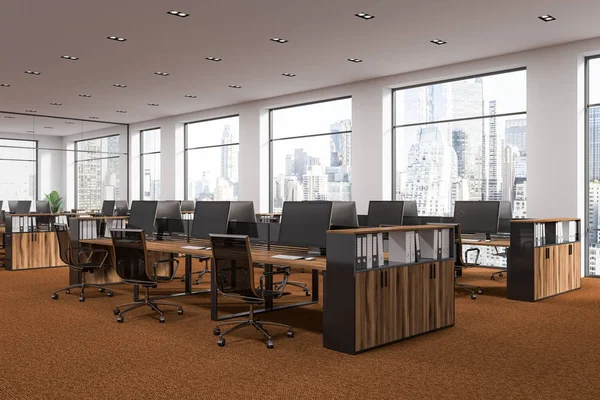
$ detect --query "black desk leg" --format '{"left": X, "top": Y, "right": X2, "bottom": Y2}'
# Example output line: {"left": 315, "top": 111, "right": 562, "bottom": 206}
{"left": 312, "top": 269, "right": 319, "bottom": 302}
{"left": 210, "top": 258, "right": 218, "bottom": 321}
{"left": 265, "top": 263, "right": 274, "bottom": 310}
{"left": 185, "top": 255, "right": 192, "bottom": 295}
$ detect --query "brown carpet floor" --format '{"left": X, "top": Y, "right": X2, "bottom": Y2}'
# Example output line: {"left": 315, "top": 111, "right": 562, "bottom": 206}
{"left": 1, "top": 266, "right": 600, "bottom": 400}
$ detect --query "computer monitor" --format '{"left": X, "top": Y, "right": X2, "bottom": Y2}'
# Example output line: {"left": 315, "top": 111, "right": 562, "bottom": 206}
{"left": 367, "top": 201, "right": 405, "bottom": 227}
{"left": 15, "top": 201, "right": 31, "bottom": 214}
{"left": 127, "top": 201, "right": 158, "bottom": 236}
{"left": 191, "top": 201, "right": 231, "bottom": 239}
{"left": 229, "top": 201, "right": 256, "bottom": 222}
{"left": 115, "top": 201, "right": 129, "bottom": 216}
{"left": 330, "top": 201, "right": 358, "bottom": 229}
{"left": 35, "top": 201, "right": 51, "bottom": 213}
{"left": 278, "top": 201, "right": 332, "bottom": 253}
{"left": 498, "top": 201, "right": 512, "bottom": 234}
{"left": 0, "top": 201, "right": 3, "bottom": 211}
{"left": 8, "top": 201, "right": 18, "bottom": 213}
{"left": 453, "top": 201, "right": 500, "bottom": 239}
{"left": 155, "top": 201, "right": 185, "bottom": 238}
{"left": 180, "top": 200, "right": 195, "bottom": 212}
{"left": 402, "top": 200, "right": 419, "bottom": 225}
{"left": 101, "top": 200, "right": 115, "bottom": 216}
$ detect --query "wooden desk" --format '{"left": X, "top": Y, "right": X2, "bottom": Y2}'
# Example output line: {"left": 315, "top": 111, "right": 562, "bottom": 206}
{"left": 460, "top": 237, "right": 510, "bottom": 248}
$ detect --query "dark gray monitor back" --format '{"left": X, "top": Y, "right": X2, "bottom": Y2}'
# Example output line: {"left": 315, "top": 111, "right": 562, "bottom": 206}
{"left": 367, "top": 201, "right": 405, "bottom": 227}
{"left": 8, "top": 201, "right": 18, "bottom": 213}
{"left": 0, "top": 200, "right": 3, "bottom": 210}
{"left": 180, "top": 200, "right": 195, "bottom": 212}
{"left": 128, "top": 201, "right": 158, "bottom": 235}
{"left": 331, "top": 201, "right": 358, "bottom": 228}
{"left": 229, "top": 201, "right": 256, "bottom": 223}
{"left": 278, "top": 201, "right": 332, "bottom": 248}
{"left": 156, "top": 201, "right": 185, "bottom": 233}
{"left": 453, "top": 201, "right": 500, "bottom": 235}
{"left": 402, "top": 200, "right": 419, "bottom": 225}
{"left": 101, "top": 200, "right": 116, "bottom": 216}
{"left": 35, "top": 201, "right": 51, "bottom": 213}
{"left": 191, "top": 201, "right": 231, "bottom": 239}
{"left": 498, "top": 201, "right": 512, "bottom": 234}
{"left": 115, "top": 201, "right": 129, "bottom": 216}
{"left": 15, "top": 201, "right": 31, "bottom": 214}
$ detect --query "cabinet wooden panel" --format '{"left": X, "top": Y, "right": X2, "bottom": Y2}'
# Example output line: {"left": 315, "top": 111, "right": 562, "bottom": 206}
{"left": 405, "top": 264, "right": 430, "bottom": 337}
{"left": 12, "top": 234, "right": 34, "bottom": 270}
{"left": 9, "top": 232, "right": 65, "bottom": 270}
{"left": 429, "top": 261, "right": 455, "bottom": 330}
{"left": 534, "top": 244, "right": 581, "bottom": 301}
{"left": 556, "top": 243, "right": 581, "bottom": 294}
{"left": 534, "top": 246, "right": 557, "bottom": 299}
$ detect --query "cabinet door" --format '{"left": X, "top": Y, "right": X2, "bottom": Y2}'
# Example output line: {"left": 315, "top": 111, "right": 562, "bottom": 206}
{"left": 12, "top": 234, "right": 34, "bottom": 270}
{"left": 534, "top": 246, "right": 557, "bottom": 300}
{"left": 429, "top": 260, "right": 455, "bottom": 330}
{"left": 404, "top": 264, "right": 430, "bottom": 338}
{"left": 558, "top": 243, "right": 581, "bottom": 293}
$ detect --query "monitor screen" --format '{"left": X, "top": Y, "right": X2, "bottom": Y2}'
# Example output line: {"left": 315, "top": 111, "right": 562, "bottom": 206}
{"left": 115, "top": 201, "right": 129, "bottom": 216}
{"left": 15, "top": 201, "right": 31, "bottom": 214}
{"left": 101, "top": 200, "right": 116, "bottom": 216}
{"left": 8, "top": 201, "right": 18, "bottom": 213}
{"left": 127, "top": 201, "right": 158, "bottom": 235}
{"left": 498, "top": 201, "right": 512, "bottom": 234}
{"left": 155, "top": 201, "right": 184, "bottom": 234}
{"left": 367, "top": 201, "right": 405, "bottom": 227}
{"left": 35, "top": 201, "right": 51, "bottom": 213}
{"left": 180, "top": 200, "right": 195, "bottom": 212}
{"left": 330, "top": 201, "right": 358, "bottom": 228}
{"left": 191, "top": 201, "right": 231, "bottom": 239}
{"left": 453, "top": 201, "right": 500, "bottom": 235}
{"left": 228, "top": 201, "right": 256, "bottom": 223}
{"left": 278, "top": 201, "right": 332, "bottom": 248}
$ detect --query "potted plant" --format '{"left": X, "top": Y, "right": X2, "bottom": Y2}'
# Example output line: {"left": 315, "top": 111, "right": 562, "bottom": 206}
{"left": 45, "top": 191, "right": 64, "bottom": 214}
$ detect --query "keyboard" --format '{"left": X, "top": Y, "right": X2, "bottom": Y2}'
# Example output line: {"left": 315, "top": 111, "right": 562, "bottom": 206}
{"left": 271, "top": 254, "right": 303, "bottom": 260}
{"left": 462, "top": 239, "right": 482, "bottom": 243}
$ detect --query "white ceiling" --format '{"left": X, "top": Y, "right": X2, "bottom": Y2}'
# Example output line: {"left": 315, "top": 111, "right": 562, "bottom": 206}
{"left": 1, "top": 0, "right": 600, "bottom": 130}
{"left": 0, "top": 113, "right": 118, "bottom": 136}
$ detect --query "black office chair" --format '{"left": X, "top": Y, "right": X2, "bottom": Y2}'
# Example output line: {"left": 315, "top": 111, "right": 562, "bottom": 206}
{"left": 455, "top": 224, "right": 483, "bottom": 300}
{"left": 111, "top": 229, "right": 183, "bottom": 323}
{"left": 210, "top": 234, "right": 294, "bottom": 349}
{"left": 490, "top": 248, "right": 508, "bottom": 280}
{"left": 52, "top": 224, "right": 114, "bottom": 302}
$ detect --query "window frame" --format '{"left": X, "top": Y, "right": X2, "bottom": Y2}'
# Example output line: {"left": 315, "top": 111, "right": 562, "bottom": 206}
{"left": 183, "top": 115, "right": 240, "bottom": 201}
{"left": 0, "top": 137, "right": 38, "bottom": 203}
{"left": 140, "top": 128, "right": 161, "bottom": 200}
{"left": 268, "top": 96, "right": 353, "bottom": 211}
{"left": 390, "top": 68, "right": 527, "bottom": 205}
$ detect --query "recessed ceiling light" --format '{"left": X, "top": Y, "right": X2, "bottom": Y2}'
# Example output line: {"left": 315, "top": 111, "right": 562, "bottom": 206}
{"left": 167, "top": 10, "right": 189, "bottom": 17}
{"left": 229, "top": 85, "right": 242, "bottom": 89}
{"left": 24, "top": 70, "right": 41, "bottom": 75}
{"left": 347, "top": 58, "right": 363, "bottom": 63}
{"left": 107, "top": 35, "right": 127, "bottom": 42}
{"left": 4, "top": 115, "right": 15, "bottom": 119}
{"left": 49, "top": 102, "right": 62, "bottom": 106}
{"left": 116, "top": 110, "right": 127, "bottom": 113}
{"left": 61, "top": 55, "right": 79, "bottom": 60}
{"left": 148, "top": 103, "right": 159, "bottom": 106}
{"left": 538, "top": 15, "right": 556, "bottom": 22}
{"left": 65, "top": 121, "right": 76, "bottom": 124}
{"left": 0, "top": 83, "right": 10, "bottom": 87}
{"left": 113, "top": 84, "right": 127, "bottom": 88}
{"left": 355, "top": 12, "right": 375, "bottom": 20}
{"left": 430, "top": 39, "right": 447, "bottom": 45}
{"left": 78, "top": 94, "right": 92, "bottom": 98}
{"left": 89, "top": 116, "right": 99, "bottom": 119}
{"left": 25, "top": 110, "right": 37, "bottom": 113}
{"left": 270, "top": 37, "right": 288, "bottom": 44}
{"left": 44, "top": 126, "right": 54, "bottom": 129}
{"left": 282, "top": 73, "right": 296, "bottom": 77}
{"left": 205, "top": 57, "right": 222, "bottom": 62}
{"left": 184, "top": 94, "right": 197, "bottom": 98}
{"left": 154, "top": 71, "right": 169, "bottom": 76}
{"left": 26, "top": 130, "right": 34, "bottom": 133}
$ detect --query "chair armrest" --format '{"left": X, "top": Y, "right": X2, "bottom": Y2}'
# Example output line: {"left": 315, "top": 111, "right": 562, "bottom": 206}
{"left": 259, "top": 268, "right": 290, "bottom": 295}
{"left": 153, "top": 259, "right": 180, "bottom": 282}
{"left": 77, "top": 248, "right": 108, "bottom": 266}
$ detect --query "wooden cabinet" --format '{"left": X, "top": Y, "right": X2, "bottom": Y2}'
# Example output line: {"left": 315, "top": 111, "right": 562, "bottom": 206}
{"left": 533, "top": 243, "right": 581, "bottom": 301}
{"left": 9, "top": 232, "right": 65, "bottom": 270}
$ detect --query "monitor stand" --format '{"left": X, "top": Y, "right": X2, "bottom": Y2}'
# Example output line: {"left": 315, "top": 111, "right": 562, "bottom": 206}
{"left": 307, "top": 247, "right": 324, "bottom": 257}
{"left": 473, "top": 233, "right": 492, "bottom": 241}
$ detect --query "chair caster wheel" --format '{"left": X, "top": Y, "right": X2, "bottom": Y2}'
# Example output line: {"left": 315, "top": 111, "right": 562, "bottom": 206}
{"left": 491, "top": 275, "right": 495, "bottom": 280}
{"left": 117, "top": 316, "right": 124, "bottom": 323}
{"left": 177, "top": 308, "right": 184, "bottom": 315}
{"left": 107, "top": 291, "right": 113, "bottom": 297}
{"left": 65, "top": 290, "right": 70, "bottom": 294}
{"left": 287, "top": 329, "right": 294, "bottom": 338}
{"left": 217, "top": 338, "right": 226, "bottom": 347}
{"left": 305, "top": 291, "right": 311, "bottom": 297}
{"left": 499, "top": 272, "right": 504, "bottom": 277}
{"left": 471, "top": 294, "right": 477, "bottom": 300}
{"left": 213, "top": 327, "right": 221, "bottom": 336}
{"left": 79, "top": 296, "right": 85, "bottom": 302}
{"left": 194, "top": 280, "right": 200, "bottom": 285}
{"left": 99, "top": 288, "right": 105, "bottom": 293}
{"left": 267, "top": 340, "right": 274, "bottom": 349}
{"left": 159, "top": 316, "right": 165, "bottom": 323}
{"left": 52, "top": 294, "right": 58, "bottom": 300}
{"left": 477, "top": 288, "right": 483, "bottom": 294}
{"left": 113, "top": 308, "right": 120, "bottom": 315}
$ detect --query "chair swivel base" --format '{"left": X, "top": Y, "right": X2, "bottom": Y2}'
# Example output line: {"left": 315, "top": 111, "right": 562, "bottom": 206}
{"left": 455, "top": 282, "right": 483, "bottom": 300}
{"left": 213, "top": 319, "right": 294, "bottom": 349}
{"left": 490, "top": 270, "right": 506, "bottom": 280}
{"left": 52, "top": 283, "right": 113, "bottom": 302}
{"left": 275, "top": 280, "right": 311, "bottom": 296}
{"left": 114, "top": 298, "right": 183, "bottom": 324}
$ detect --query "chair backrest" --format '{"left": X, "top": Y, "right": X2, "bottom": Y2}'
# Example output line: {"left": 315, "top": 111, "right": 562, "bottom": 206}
{"left": 209, "top": 234, "right": 260, "bottom": 301}
{"left": 54, "top": 224, "right": 74, "bottom": 266}
{"left": 110, "top": 229, "right": 153, "bottom": 284}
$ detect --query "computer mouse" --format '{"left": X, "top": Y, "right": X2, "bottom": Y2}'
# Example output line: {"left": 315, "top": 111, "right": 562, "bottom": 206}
{"left": 304, "top": 257, "right": 316, "bottom": 261}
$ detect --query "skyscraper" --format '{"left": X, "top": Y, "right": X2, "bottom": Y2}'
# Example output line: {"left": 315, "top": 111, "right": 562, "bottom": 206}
{"left": 589, "top": 107, "right": 600, "bottom": 180}
{"left": 505, "top": 118, "right": 527, "bottom": 155}
{"left": 486, "top": 100, "right": 502, "bottom": 200}
{"left": 452, "top": 128, "right": 467, "bottom": 178}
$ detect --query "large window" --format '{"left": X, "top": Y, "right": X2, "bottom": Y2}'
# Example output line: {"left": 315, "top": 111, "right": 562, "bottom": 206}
{"left": 587, "top": 57, "right": 600, "bottom": 276}
{"left": 185, "top": 116, "right": 239, "bottom": 201}
{"left": 270, "top": 98, "right": 352, "bottom": 211}
{"left": 141, "top": 128, "right": 161, "bottom": 200}
{"left": 0, "top": 138, "right": 37, "bottom": 209}
{"left": 75, "top": 135, "right": 121, "bottom": 209}
{"left": 393, "top": 69, "right": 527, "bottom": 218}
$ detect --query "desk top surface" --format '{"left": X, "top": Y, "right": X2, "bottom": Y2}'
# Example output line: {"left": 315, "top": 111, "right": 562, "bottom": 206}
{"left": 460, "top": 236, "right": 510, "bottom": 247}
{"left": 80, "top": 238, "right": 327, "bottom": 271}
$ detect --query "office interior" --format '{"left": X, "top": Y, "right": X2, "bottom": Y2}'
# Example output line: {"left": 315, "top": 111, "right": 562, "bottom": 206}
{"left": 1, "top": 1, "right": 600, "bottom": 399}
